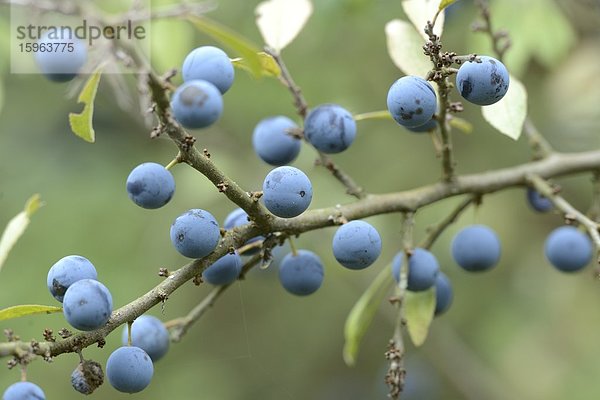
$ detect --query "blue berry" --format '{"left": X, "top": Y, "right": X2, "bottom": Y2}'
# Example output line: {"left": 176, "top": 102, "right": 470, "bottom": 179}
{"left": 387, "top": 76, "right": 437, "bottom": 128}
{"left": 456, "top": 56, "right": 509, "bottom": 106}
{"left": 106, "top": 346, "right": 154, "bottom": 393}
{"left": 170, "top": 80, "right": 223, "bottom": 129}
{"left": 63, "top": 279, "right": 113, "bottom": 331}
{"left": 252, "top": 116, "right": 301, "bottom": 165}
{"left": 182, "top": 46, "right": 234, "bottom": 94}
{"left": 223, "top": 208, "right": 263, "bottom": 254}
{"left": 47, "top": 255, "right": 97, "bottom": 302}
{"left": 2, "top": 381, "right": 45, "bottom": 400}
{"left": 526, "top": 188, "right": 553, "bottom": 213}
{"left": 451, "top": 225, "right": 501, "bottom": 272}
{"left": 262, "top": 166, "right": 313, "bottom": 218}
{"left": 304, "top": 104, "right": 357, "bottom": 154}
{"left": 170, "top": 209, "right": 220, "bottom": 258}
{"left": 35, "top": 32, "right": 87, "bottom": 82}
{"left": 279, "top": 250, "right": 324, "bottom": 296}
{"left": 332, "top": 220, "right": 382, "bottom": 270}
{"left": 391, "top": 248, "right": 440, "bottom": 291}
{"left": 121, "top": 315, "right": 170, "bottom": 362}
{"left": 71, "top": 359, "right": 104, "bottom": 395}
{"left": 544, "top": 226, "right": 592, "bottom": 272}
{"left": 434, "top": 272, "right": 453, "bottom": 316}
{"left": 126, "top": 163, "right": 175, "bottom": 209}
{"left": 202, "top": 252, "right": 242, "bottom": 285}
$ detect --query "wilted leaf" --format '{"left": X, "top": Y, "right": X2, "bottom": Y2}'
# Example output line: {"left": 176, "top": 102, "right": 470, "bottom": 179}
{"left": 354, "top": 110, "right": 393, "bottom": 122}
{"left": 482, "top": 75, "right": 527, "bottom": 140}
{"left": 188, "top": 16, "right": 263, "bottom": 78}
{"left": 402, "top": 0, "right": 445, "bottom": 40}
{"left": 0, "top": 305, "right": 62, "bottom": 321}
{"left": 255, "top": 0, "right": 313, "bottom": 53}
{"left": 343, "top": 266, "right": 395, "bottom": 366}
{"left": 231, "top": 52, "right": 281, "bottom": 77}
{"left": 385, "top": 19, "right": 432, "bottom": 77}
{"left": 68, "top": 66, "right": 103, "bottom": 143}
{"left": 405, "top": 288, "right": 435, "bottom": 346}
{"left": 0, "top": 194, "right": 44, "bottom": 273}
{"left": 439, "top": 0, "right": 459, "bottom": 11}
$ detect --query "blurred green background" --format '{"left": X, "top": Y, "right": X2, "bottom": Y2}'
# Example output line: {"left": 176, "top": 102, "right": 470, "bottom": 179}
{"left": 1, "top": 0, "right": 599, "bottom": 399}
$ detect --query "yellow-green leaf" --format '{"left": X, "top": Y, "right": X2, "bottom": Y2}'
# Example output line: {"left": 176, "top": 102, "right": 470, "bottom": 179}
{"left": 482, "top": 75, "right": 527, "bottom": 140}
{"left": 404, "top": 288, "right": 435, "bottom": 346}
{"left": 385, "top": 19, "right": 432, "bottom": 77}
{"left": 439, "top": 0, "right": 458, "bottom": 11}
{"left": 343, "top": 266, "right": 395, "bottom": 366}
{"left": 449, "top": 117, "right": 473, "bottom": 134}
{"left": 354, "top": 110, "right": 393, "bottom": 122}
{"left": 0, "top": 194, "right": 44, "bottom": 272}
{"left": 187, "top": 16, "right": 263, "bottom": 78}
{"left": 68, "top": 66, "right": 103, "bottom": 143}
{"left": 0, "top": 305, "right": 62, "bottom": 321}
{"left": 231, "top": 52, "right": 281, "bottom": 77}
{"left": 255, "top": 0, "right": 313, "bottom": 53}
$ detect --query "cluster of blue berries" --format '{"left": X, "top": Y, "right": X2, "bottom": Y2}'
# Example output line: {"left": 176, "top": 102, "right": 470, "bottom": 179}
{"left": 386, "top": 55, "right": 509, "bottom": 133}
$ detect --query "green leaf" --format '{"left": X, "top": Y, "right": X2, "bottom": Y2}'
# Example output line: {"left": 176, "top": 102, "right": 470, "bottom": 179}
{"left": 404, "top": 288, "right": 435, "bottom": 346}
{"left": 438, "top": 0, "right": 458, "bottom": 11}
{"left": 449, "top": 117, "right": 473, "bottom": 134}
{"left": 255, "top": 0, "right": 313, "bottom": 53}
{"left": 231, "top": 52, "right": 282, "bottom": 77}
{"left": 0, "top": 305, "right": 62, "bottom": 321}
{"left": 482, "top": 75, "right": 527, "bottom": 140}
{"left": 0, "top": 194, "right": 44, "bottom": 273}
{"left": 187, "top": 16, "right": 263, "bottom": 78}
{"left": 385, "top": 19, "right": 432, "bottom": 77}
{"left": 354, "top": 110, "right": 393, "bottom": 122}
{"left": 68, "top": 66, "right": 103, "bottom": 143}
{"left": 402, "top": 0, "right": 445, "bottom": 40}
{"left": 343, "top": 266, "right": 395, "bottom": 366}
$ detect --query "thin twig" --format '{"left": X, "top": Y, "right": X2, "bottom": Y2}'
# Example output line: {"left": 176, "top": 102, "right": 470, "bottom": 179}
{"left": 523, "top": 118, "right": 554, "bottom": 160}
{"left": 419, "top": 196, "right": 476, "bottom": 250}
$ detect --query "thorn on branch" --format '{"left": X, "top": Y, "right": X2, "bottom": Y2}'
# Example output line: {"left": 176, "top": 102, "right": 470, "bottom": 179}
{"left": 58, "top": 328, "right": 72, "bottom": 339}
{"left": 43, "top": 329, "right": 55, "bottom": 343}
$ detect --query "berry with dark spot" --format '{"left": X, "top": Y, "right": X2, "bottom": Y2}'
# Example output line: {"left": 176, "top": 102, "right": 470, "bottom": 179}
{"left": 47, "top": 255, "right": 97, "bottom": 302}
{"left": 126, "top": 162, "right": 175, "bottom": 209}
{"left": 170, "top": 209, "right": 220, "bottom": 258}
{"left": 279, "top": 250, "right": 324, "bottom": 296}
{"left": 252, "top": 116, "right": 301, "bottom": 165}
{"left": 456, "top": 56, "right": 509, "bottom": 106}
{"left": 387, "top": 76, "right": 437, "bottom": 128}
{"left": 262, "top": 166, "right": 313, "bottom": 218}
{"left": 106, "top": 346, "right": 154, "bottom": 393}
{"left": 62, "top": 279, "right": 113, "bottom": 331}
{"left": 332, "top": 220, "right": 382, "bottom": 270}
{"left": 170, "top": 80, "right": 223, "bottom": 129}
{"left": 182, "top": 46, "right": 234, "bottom": 94}
{"left": 304, "top": 104, "right": 356, "bottom": 154}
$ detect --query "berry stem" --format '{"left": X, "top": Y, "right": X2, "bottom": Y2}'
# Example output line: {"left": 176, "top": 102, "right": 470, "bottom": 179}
{"left": 288, "top": 237, "right": 298, "bottom": 257}
{"left": 127, "top": 321, "right": 133, "bottom": 346}
{"left": 165, "top": 153, "right": 182, "bottom": 170}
